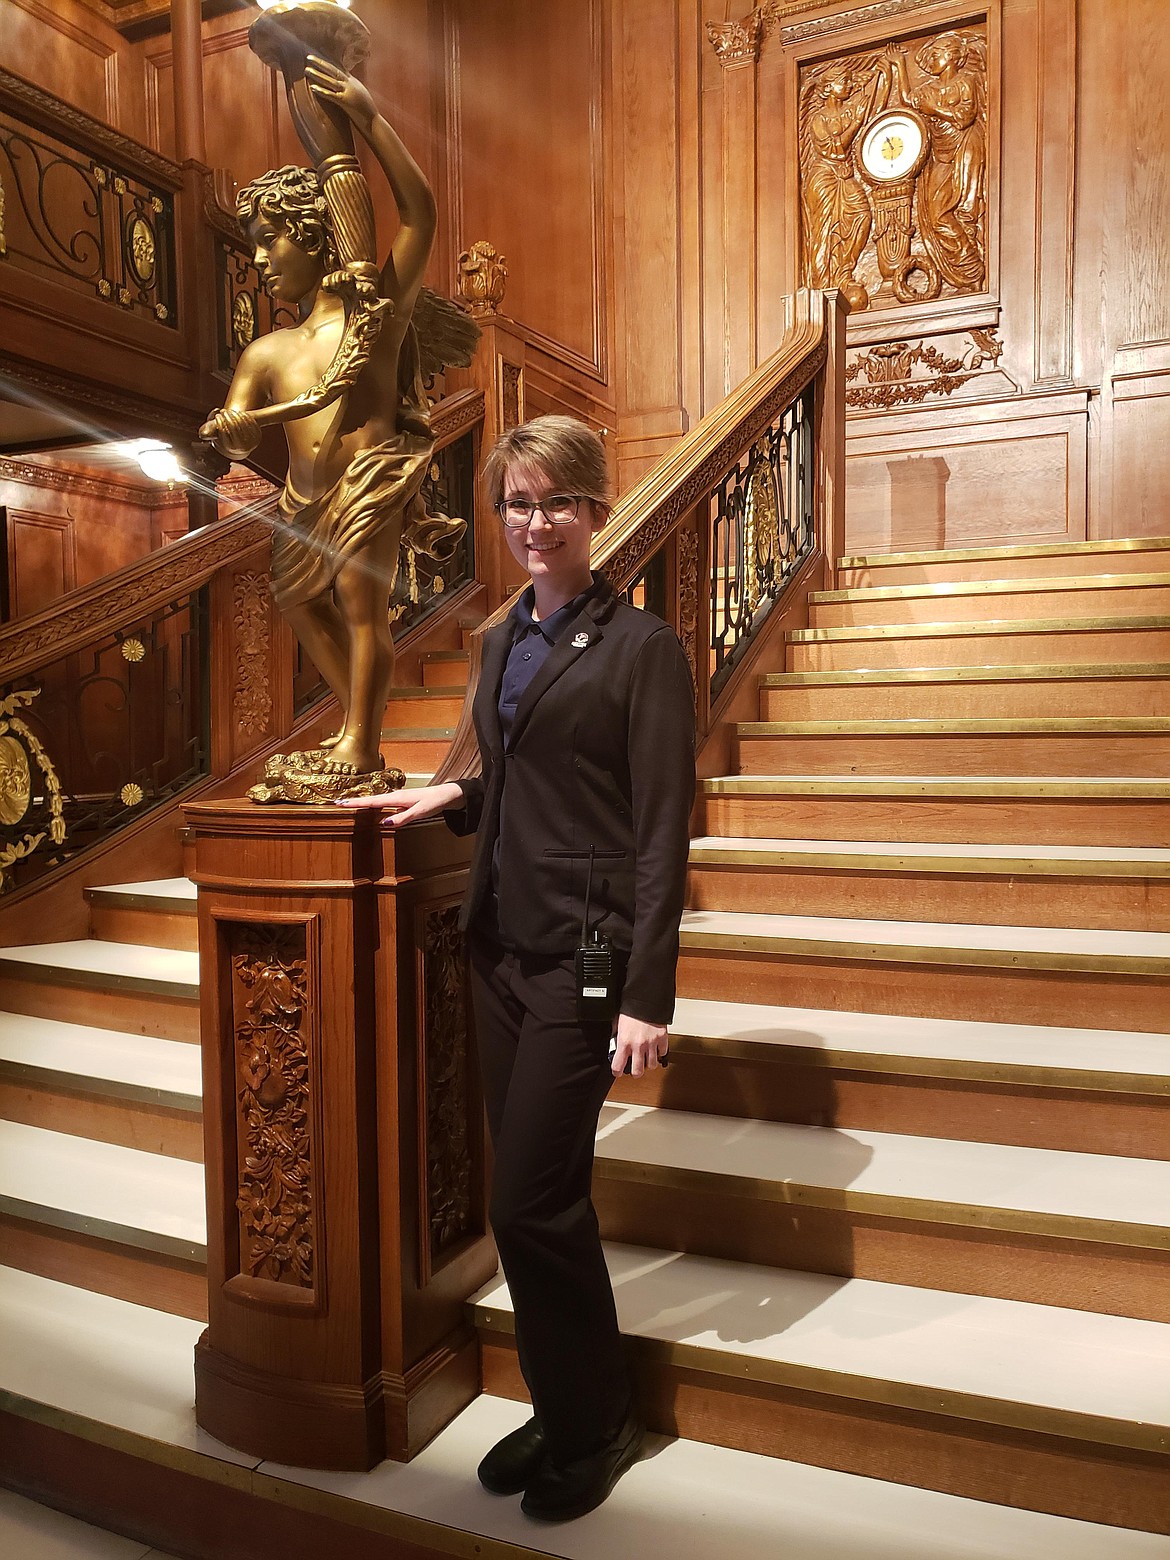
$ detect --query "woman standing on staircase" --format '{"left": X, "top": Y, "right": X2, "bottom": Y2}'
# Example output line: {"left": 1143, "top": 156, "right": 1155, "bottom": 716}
{"left": 342, "top": 414, "right": 695, "bottom": 1521}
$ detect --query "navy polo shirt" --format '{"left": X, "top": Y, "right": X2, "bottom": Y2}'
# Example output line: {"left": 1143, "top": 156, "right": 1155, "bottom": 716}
{"left": 497, "top": 577, "right": 602, "bottom": 746}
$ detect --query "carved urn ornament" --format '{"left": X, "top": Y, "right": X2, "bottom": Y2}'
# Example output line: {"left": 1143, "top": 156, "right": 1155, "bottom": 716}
{"left": 457, "top": 240, "right": 508, "bottom": 316}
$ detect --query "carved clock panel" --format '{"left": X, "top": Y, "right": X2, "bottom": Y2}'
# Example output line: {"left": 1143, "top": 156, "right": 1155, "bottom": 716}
{"left": 798, "top": 17, "right": 990, "bottom": 315}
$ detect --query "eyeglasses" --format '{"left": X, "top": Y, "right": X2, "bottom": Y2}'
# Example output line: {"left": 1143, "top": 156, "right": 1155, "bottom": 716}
{"left": 496, "top": 494, "right": 587, "bottom": 528}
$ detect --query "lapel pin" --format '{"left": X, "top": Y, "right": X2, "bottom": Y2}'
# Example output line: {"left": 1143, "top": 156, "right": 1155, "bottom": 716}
{"left": 572, "top": 632, "right": 590, "bottom": 649}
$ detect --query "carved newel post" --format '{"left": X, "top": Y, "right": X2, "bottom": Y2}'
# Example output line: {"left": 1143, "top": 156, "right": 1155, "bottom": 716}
{"left": 185, "top": 799, "right": 492, "bottom": 1468}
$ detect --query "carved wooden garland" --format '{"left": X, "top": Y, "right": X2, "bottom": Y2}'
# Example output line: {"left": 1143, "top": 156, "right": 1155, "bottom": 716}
{"left": 422, "top": 904, "right": 475, "bottom": 1265}
{"left": 230, "top": 923, "right": 316, "bottom": 1290}
{"left": 232, "top": 570, "right": 274, "bottom": 739}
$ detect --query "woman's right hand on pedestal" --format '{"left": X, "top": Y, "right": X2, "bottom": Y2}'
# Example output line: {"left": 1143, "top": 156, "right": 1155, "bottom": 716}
{"left": 338, "top": 782, "right": 464, "bottom": 827}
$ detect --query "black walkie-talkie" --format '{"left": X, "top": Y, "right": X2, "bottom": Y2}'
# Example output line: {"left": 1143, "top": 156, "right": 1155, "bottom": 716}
{"left": 575, "top": 845, "right": 616, "bottom": 1023}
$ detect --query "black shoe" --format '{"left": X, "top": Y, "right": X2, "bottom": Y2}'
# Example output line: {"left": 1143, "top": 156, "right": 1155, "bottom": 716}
{"left": 520, "top": 1408, "right": 644, "bottom": 1522}
{"left": 477, "top": 1416, "right": 547, "bottom": 1496}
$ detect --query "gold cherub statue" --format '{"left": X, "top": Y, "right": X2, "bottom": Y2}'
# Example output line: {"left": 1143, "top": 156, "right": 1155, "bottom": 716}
{"left": 201, "top": 4, "right": 475, "bottom": 800}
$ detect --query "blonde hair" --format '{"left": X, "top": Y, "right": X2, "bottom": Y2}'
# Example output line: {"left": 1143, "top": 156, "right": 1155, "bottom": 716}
{"left": 481, "top": 415, "right": 611, "bottom": 511}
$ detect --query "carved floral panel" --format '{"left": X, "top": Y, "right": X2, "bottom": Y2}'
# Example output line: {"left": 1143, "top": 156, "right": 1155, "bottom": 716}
{"left": 420, "top": 904, "right": 477, "bottom": 1271}
{"left": 229, "top": 922, "right": 318, "bottom": 1294}
{"left": 798, "top": 19, "right": 989, "bottom": 313}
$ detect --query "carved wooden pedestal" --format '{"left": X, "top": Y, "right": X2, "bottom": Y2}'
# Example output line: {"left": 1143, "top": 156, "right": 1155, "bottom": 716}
{"left": 184, "top": 800, "right": 493, "bottom": 1470}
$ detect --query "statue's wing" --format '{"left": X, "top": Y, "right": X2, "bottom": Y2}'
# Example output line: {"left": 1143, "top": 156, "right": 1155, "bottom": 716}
{"left": 413, "top": 287, "right": 481, "bottom": 381}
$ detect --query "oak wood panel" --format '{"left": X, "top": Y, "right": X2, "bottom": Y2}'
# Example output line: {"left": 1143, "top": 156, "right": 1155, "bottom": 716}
{"left": 686, "top": 862, "right": 1170, "bottom": 932}
{"left": 698, "top": 791, "right": 1170, "bottom": 848}
{"left": 0, "top": 1079, "right": 202, "bottom": 1160}
{"left": 445, "top": 0, "right": 607, "bottom": 375}
{"left": 786, "top": 623, "right": 1170, "bottom": 671}
{"left": 677, "top": 948, "right": 1170, "bottom": 1032}
{"left": 594, "top": 1177, "right": 1170, "bottom": 1322}
{"left": 734, "top": 729, "right": 1170, "bottom": 778}
{"left": 0, "top": 1213, "right": 206, "bottom": 1320}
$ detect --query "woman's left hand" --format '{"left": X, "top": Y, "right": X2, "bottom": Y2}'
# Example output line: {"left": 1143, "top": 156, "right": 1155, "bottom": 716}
{"left": 610, "top": 1014, "right": 668, "bottom": 1079}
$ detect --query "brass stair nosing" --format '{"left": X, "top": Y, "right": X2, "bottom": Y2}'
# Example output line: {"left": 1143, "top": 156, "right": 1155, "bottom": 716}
{"left": 592, "top": 1158, "right": 1170, "bottom": 1252}
{"left": 0, "top": 1194, "right": 205, "bottom": 1265}
{"left": 0, "top": 959, "right": 198, "bottom": 1001}
{"left": 788, "top": 614, "right": 1170, "bottom": 643}
{"left": 699, "top": 777, "right": 1170, "bottom": 798}
{"left": 678, "top": 930, "right": 1170, "bottom": 978}
{"left": 0, "top": 1057, "right": 201, "bottom": 1113}
{"left": 761, "top": 662, "right": 1170, "bottom": 687}
{"left": 84, "top": 888, "right": 197, "bottom": 914}
{"left": 687, "top": 846, "right": 1170, "bottom": 878}
{"left": 736, "top": 717, "right": 1170, "bottom": 735}
{"left": 812, "top": 571, "right": 1170, "bottom": 605}
{"left": 0, "top": 1392, "right": 547, "bottom": 1560}
{"left": 838, "top": 537, "right": 1170, "bottom": 569}
{"left": 663, "top": 1034, "right": 1170, "bottom": 1095}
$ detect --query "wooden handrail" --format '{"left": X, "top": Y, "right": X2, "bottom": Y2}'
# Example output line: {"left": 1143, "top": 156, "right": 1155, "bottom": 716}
{"left": 434, "top": 289, "right": 838, "bottom": 783}
{"left": 0, "top": 388, "right": 487, "bottom": 688}
{"left": 0, "top": 505, "right": 274, "bottom": 686}
{"left": 0, "top": 66, "right": 184, "bottom": 191}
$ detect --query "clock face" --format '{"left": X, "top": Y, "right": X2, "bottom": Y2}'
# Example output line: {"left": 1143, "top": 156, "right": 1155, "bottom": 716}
{"left": 860, "top": 112, "right": 926, "bottom": 181}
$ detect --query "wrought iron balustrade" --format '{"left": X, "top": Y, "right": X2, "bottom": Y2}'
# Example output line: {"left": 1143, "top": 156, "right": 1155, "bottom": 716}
{"left": 1, "top": 590, "right": 208, "bottom": 895}
{"left": 709, "top": 386, "right": 814, "bottom": 699}
{"left": 0, "top": 103, "right": 178, "bottom": 327}
{"left": 216, "top": 238, "right": 297, "bottom": 374}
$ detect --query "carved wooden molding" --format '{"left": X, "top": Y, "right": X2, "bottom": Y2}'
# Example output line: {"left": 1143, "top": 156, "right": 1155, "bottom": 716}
{"left": 228, "top": 921, "right": 319, "bottom": 1297}
{"left": 431, "top": 387, "right": 485, "bottom": 451}
{"left": 0, "top": 65, "right": 183, "bottom": 188}
{"left": 0, "top": 355, "right": 199, "bottom": 442}
{"left": 677, "top": 523, "right": 700, "bottom": 690}
{"left": 844, "top": 325, "right": 1005, "bottom": 407}
{"left": 500, "top": 361, "right": 523, "bottom": 432}
{"left": 419, "top": 903, "right": 476, "bottom": 1278}
{"left": 0, "top": 455, "right": 176, "bottom": 509}
{"left": 708, "top": 1, "right": 958, "bottom": 64}
{"left": 798, "top": 21, "right": 989, "bottom": 314}
{"left": 232, "top": 570, "right": 273, "bottom": 740}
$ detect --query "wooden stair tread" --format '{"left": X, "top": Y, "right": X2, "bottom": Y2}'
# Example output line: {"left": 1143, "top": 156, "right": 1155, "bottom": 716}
{"left": 688, "top": 835, "right": 1170, "bottom": 874}
{"left": 702, "top": 774, "right": 1170, "bottom": 797}
{"left": 379, "top": 725, "right": 457, "bottom": 739}
{"left": 3, "top": 1271, "right": 1158, "bottom": 1560}
{"left": 474, "top": 1241, "right": 1170, "bottom": 1453}
{"left": 737, "top": 717, "right": 1170, "bottom": 734}
{"left": 763, "top": 662, "right": 1170, "bottom": 686}
{"left": 0, "top": 940, "right": 199, "bottom": 996}
{"left": 811, "top": 571, "right": 1170, "bottom": 604}
{"left": 668, "top": 997, "right": 1170, "bottom": 1087}
{"left": 0, "top": 1266, "right": 245, "bottom": 1466}
{"left": 0, "top": 1013, "right": 201, "bottom": 1107}
{"left": 679, "top": 907, "right": 1170, "bottom": 970}
{"left": 788, "top": 613, "right": 1170, "bottom": 643}
{"left": 594, "top": 1103, "right": 1170, "bottom": 1241}
{"left": 0, "top": 1121, "right": 205, "bottom": 1259}
{"left": 839, "top": 537, "right": 1170, "bottom": 569}
{"left": 86, "top": 877, "right": 197, "bottom": 914}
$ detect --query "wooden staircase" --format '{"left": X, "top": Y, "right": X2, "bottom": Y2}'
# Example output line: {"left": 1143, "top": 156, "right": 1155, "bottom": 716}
{"left": 1, "top": 537, "right": 1169, "bottom": 1544}
{"left": 473, "top": 534, "right": 1170, "bottom": 1534}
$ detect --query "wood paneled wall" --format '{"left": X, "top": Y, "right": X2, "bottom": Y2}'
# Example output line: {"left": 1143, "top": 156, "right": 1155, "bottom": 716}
{"left": 0, "top": 458, "right": 185, "bottom": 621}
{"left": 12, "top": 0, "right": 1168, "bottom": 548}
{"left": 608, "top": 0, "right": 1170, "bottom": 546}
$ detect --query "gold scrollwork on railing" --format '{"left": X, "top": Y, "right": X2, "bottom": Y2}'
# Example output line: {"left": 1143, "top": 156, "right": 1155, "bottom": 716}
{"left": 0, "top": 688, "right": 65, "bottom": 892}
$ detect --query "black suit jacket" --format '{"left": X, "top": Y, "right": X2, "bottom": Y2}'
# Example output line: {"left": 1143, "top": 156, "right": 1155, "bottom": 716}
{"left": 445, "top": 575, "right": 696, "bottom": 1025}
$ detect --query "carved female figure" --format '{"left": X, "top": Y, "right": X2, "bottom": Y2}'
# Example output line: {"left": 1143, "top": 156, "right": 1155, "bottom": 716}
{"left": 800, "top": 59, "right": 891, "bottom": 312}
{"left": 891, "top": 31, "right": 986, "bottom": 291}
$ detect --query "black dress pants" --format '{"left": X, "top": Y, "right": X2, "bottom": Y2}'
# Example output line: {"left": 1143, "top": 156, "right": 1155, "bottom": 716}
{"left": 468, "top": 923, "right": 632, "bottom": 1465}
